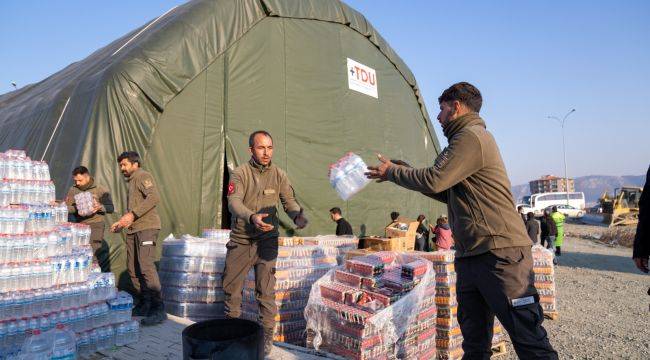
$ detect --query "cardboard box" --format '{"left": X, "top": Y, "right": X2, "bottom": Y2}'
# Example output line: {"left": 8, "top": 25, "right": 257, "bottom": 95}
{"left": 362, "top": 237, "right": 412, "bottom": 252}
{"left": 384, "top": 220, "right": 418, "bottom": 251}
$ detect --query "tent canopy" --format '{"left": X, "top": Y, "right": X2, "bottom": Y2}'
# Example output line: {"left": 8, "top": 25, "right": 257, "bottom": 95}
{"left": 0, "top": 0, "right": 445, "bottom": 277}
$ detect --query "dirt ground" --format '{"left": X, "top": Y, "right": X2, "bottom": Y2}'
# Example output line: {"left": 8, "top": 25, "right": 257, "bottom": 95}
{"left": 500, "top": 222, "right": 649, "bottom": 359}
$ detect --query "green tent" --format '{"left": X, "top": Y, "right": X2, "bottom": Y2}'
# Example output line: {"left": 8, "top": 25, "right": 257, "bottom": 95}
{"left": 0, "top": 0, "right": 445, "bottom": 279}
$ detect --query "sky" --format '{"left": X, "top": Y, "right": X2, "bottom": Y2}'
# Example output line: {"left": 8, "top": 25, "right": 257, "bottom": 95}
{"left": 1, "top": 0, "right": 649, "bottom": 185}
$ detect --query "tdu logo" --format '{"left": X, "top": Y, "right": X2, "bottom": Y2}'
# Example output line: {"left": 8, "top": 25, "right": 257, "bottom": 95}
{"left": 347, "top": 58, "right": 378, "bottom": 98}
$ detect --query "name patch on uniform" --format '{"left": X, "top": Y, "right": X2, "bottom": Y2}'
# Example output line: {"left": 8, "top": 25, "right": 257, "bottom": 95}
{"left": 143, "top": 179, "right": 153, "bottom": 189}
{"left": 227, "top": 182, "right": 235, "bottom": 195}
{"left": 511, "top": 296, "right": 535, "bottom": 308}
{"left": 263, "top": 189, "right": 276, "bottom": 195}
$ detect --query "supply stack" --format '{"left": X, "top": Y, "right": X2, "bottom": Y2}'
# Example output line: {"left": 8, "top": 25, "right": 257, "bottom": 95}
{"left": 410, "top": 250, "right": 507, "bottom": 359}
{"left": 305, "top": 251, "right": 437, "bottom": 359}
{"left": 0, "top": 149, "right": 137, "bottom": 359}
{"left": 241, "top": 235, "right": 357, "bottom": 345}
{"left": 159, "top": 229, "right": 230, "bottom": 321}
{"left": 532, "top": 245, "right": 557, "bottom": 320}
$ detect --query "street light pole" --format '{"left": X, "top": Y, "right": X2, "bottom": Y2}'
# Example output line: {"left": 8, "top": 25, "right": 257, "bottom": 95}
{"left": 548, "top": 109, "right": 576, "bottom": 205}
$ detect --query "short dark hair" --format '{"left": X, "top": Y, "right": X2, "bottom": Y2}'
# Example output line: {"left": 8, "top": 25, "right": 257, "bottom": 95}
{"left": 527, "top": 212, "right": 535, "bottom": 220}
{"left": 438, "top": 82, "right": 482, "bottom": 113}
{"left": 329, "top": 207, "right": 342, "bottom": 215}
{"left": 117, "top": 151, "right": 141, "bottom": 165}
{"left": 249, "top": 130, "right": 273, "bottom": 148}
{"left": 390, "top": 212, "right": 400, "bottom": 221}
{"left": 552, "top": 206, "right": 558, "bottom": 212}
{"left": 72, "top": 166, "right": 89, "bottom": 176}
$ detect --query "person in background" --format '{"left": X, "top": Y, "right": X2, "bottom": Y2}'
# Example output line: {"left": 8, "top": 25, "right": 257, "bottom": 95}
{"left": 110, "top": 151, "right": 165, "bottom": 326}
{"left": 540, "top": 210, "right": 557, "bottom": 249}
{"left": 329, "top": 207, "right": 353, "bottom": 236}
{"left": 430, "top": 215, "right": 454, "bottom": 251}
{"left": 550, "top": 206, "right": 565, "bottom": 256}
{"left": 525, "top": 212, "right": 540, "bottom": 244}
{"left": 517, "top": 205, "right": 526, "bottom": 223}
{"left": 415, "top": 214, "right": 430, "bottom": 251}
{"left": 389, "top": 211, "right": 400, "bottom": 226}
{"left": 65, "top": 166, "right": 114, "bottom": 271}
{"left": 632, "top": 165, "right": 648, "bottom": 274}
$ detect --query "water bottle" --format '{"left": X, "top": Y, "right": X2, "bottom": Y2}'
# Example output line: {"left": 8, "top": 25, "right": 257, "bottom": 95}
{"left": 49, "top": 324, "right": 77, "bottom": 360}
{"left": 0, "top": 181, "right": 10, "bottom": 207}
{"left": 76, "top": 331, "right": 89, "bottom": 357}
{"left": 114, "top": 323, "right": 126, "bottom": 346}
{"left": 19, "top": 328, "right": 52, "bottom": 360}
{"left": 127, "top": 320, "right": 140, "bottom": 345}
{"left": 89, "top": 328, "right": 99, "bottom": 353}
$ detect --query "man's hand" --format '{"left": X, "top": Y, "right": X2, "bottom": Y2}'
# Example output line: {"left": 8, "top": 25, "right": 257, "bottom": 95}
{"left": 110, "top": 212, "right": 135, "bottom": 233}
{"left": 294, "top": 210, "right": 308, "bottom": 229}
{"left": 251, "top": 213, "right": 274, "bottom": 232}
{"left": 92, "top": 199, "right": 102, "bottom": 214}
{"left": 633, "top": 257, "right": 649, "bottom": 273}
{"left": 365, "top": 154, "right": 395, "bottom": 182}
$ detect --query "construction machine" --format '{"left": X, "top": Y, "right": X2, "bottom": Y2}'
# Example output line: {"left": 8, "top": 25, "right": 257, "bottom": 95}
{"left": 599, "top": 186, "right": 642, "bottom": 227}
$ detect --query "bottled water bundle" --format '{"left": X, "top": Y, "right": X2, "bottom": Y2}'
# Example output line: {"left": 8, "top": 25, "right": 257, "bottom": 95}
{"left": 160, "top": 233, "right": 230, "bottom": 320}
{"left": 328, "top": 153, "right": 371, "bottom": 201}
{"left": 0, "top": 149, "right": 137, "bottom": 359}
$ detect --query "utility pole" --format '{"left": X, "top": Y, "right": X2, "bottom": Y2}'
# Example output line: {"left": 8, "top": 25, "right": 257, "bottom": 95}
{"left": 548, "top": 109, "right": 576, "bottom": 205}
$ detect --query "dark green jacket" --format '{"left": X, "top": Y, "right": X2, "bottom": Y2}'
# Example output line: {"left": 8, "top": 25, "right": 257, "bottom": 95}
{"left": 386, "top": 112, "right": 532, "bottom": 257}
{"left": 126, "top": 168, "right": 161, "bottom": 234}
{"left": 227, "top": 158, "right": 302, "bottom": 243}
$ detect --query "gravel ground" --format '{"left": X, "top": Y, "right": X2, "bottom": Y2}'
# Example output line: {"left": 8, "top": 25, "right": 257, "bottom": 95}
{"left": 500, "top": 223, "right": 649, "bottom": 359}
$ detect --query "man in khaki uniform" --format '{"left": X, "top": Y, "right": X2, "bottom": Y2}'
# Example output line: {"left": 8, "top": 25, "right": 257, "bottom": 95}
{"left": 224, "top": 130, "right": 308, "bottom": 355}
{"left": 110, "top": 151, "right": 165, "bottom": 326}
{"left": 65, "top": 166, "right": 114, "bottom": 271}
{"left": 367, "top": 82, "right": 557, "bottom": 359}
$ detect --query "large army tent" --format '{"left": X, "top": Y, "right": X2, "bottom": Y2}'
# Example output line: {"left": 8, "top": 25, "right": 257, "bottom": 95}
{"left": 0, "top": 0, "right": 445, "bottom": 277}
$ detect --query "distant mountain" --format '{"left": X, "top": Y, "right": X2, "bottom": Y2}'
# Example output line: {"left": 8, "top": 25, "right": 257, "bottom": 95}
{"left": 512, "top": 174, "right": 646, "bottom": 206}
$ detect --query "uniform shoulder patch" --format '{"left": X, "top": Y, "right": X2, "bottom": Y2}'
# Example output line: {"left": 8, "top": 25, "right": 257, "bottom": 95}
{"left": 434, "top": 147, "right": 451, "bottom": 171}
{"left": 227, "top": 181, "right": 235, "bottom": 195}
{"left": 143, "top": 179, "right": 153, "bottom": 189}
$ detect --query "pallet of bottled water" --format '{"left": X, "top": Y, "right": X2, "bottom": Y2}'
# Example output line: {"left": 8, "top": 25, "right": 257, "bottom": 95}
{"left": 160, "top": 232, "right": 229, "bottom": 320}
{"left": 0, "top": 149, "right": 139, "bottom": 359}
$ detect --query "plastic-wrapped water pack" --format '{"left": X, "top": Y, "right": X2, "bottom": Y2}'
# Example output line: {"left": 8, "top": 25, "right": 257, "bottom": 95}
{"left": 159, "top": 233, "right": 229, "bottom": 321}
{"left": 328, "top": 153, "right": 371, "bottom": 201}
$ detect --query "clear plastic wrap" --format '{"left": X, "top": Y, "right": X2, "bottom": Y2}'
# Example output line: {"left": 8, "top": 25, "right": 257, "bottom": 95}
{"left": 159, "top": 234, "right": 229, "bottom": 321}
{"left": 164, "top": 301, "right": 225, "bottom": 319}
{"left": 305, "top": 251, "right": 436, "bottom": 359}
{"left": 159, "top": 256, "right": 225, "bottom": 273}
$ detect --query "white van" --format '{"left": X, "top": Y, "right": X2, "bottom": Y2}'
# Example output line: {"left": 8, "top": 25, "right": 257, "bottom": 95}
{"left": 519, "top": 192, "right": 585, "bottom": 217}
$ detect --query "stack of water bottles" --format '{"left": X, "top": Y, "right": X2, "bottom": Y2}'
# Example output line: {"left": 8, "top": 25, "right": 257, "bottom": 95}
{"left": 159, "top": 230, "right": 230, "bottom": 321}
{"left": 0, "top": 149, "right": 139, "bottom": 359}
{"left": 328, "top": 153, "right": 371, "bottom": 201}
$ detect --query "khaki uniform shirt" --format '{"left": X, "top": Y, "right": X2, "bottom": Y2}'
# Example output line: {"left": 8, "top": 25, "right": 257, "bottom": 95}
{"left": 126, "top": 168, "right": 161, "bottom": 234}
{"left": 387, "top": 113, "right": 532, "bottom": 258}
{"left": 227, "top": 158, "right": 302, "bottom": 243}
{"left": 65, "top": 179, "right": 114, "bottom": 224}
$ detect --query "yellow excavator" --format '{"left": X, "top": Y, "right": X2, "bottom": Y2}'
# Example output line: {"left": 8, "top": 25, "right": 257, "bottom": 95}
{"left": 599, "top": 187, "right": 643, "bottom": 227}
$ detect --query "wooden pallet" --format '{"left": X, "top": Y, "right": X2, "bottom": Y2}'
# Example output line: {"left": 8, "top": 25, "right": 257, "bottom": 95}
{"left": 491, "top": 341, "right": 507, "bottom": 358}
{"left": 544, "top": 311, "right": 559, "bottom": 320}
